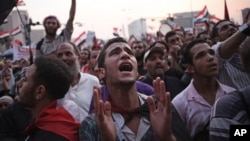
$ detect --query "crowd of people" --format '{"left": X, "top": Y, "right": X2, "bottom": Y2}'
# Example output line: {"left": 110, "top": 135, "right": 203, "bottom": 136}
{"left": 0, "top": 0, "right": 250, "bottom": 140}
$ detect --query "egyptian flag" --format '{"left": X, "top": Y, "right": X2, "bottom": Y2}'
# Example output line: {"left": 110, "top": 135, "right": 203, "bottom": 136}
{"left": 0, "top": 31, "right": 10, "bottom": 39}
{"left": 11, "top": 26, "right": 22, "bottom": 36}
{"left": 209, "top": 15, "right": 221, "bottom": 24}
{"left": 195, "top": 5, "right": 210, "bottom": 21}
{"left": 25, "top": 100, "right": 80, "bottom": 141}
{"left": 73, "top": 31, "right": 86, "bottom": 47}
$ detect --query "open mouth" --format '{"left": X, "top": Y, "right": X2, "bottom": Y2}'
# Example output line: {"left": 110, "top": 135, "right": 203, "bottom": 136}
{"left": 119, "top": 63, "right": 133, "bottom": 72}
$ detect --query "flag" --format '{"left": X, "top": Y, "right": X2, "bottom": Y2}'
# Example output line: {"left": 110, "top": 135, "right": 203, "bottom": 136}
{"left": 0, "top": 31, "right": 10, "bottom": 39}
{"left": 11, "top": 26, "right": 22, "bottom": 36}
{"left": 224, "top": 0, "right": 230, "bottom": 20}
{"left": 166, "top": 19, "right": 181, "bottom": 30}
{"left": 16, "top": 0, "right": 26, "bottom": 6}
{"left": 113, "top": 27, "right": 121, "bottom": 37}
{"left": 209, "top": 15, "right": 221, "bottom": 24}
{"left": 73, "top": 31, "right": 86, "bottom": 47}
{"left": 195, "top": 5, "right": 210, "bottom": 21}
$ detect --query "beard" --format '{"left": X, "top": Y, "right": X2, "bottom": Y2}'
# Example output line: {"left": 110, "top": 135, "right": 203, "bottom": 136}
{"left": 45, "top": 28, "right": 57, "bottom": 37}
{"left": 17, "top": 87, "right": 36, "bottom": 108}
{"left": 69, "top": 59, "right": 81, "bottom": 77}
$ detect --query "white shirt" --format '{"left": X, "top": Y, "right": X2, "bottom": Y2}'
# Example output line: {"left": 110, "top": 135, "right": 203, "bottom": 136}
{"left": 62, "top": 72, "right": 100, "bottom": 115}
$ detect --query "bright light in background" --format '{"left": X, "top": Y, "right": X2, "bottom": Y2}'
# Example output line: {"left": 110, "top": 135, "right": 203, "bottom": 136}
{"left": 18, "top": 0, "right": 249, "bottom": 40}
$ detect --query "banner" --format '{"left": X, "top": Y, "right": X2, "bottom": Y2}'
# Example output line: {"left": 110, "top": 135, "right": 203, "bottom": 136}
{"left": 12, "top": 43, "right": 36, "bottom": 61}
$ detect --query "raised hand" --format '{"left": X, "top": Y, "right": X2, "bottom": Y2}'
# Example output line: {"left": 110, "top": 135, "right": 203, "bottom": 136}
{"left": 93, "top": 86, "right": 116, "bottom": 141}
{"left": 147, "top": 77, "right": 176, "bottom": 141}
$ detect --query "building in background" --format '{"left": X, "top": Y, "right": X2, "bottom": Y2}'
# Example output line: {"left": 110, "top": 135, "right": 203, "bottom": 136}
{"left": 0, "top": 9, "right": 44, "bottom": 53}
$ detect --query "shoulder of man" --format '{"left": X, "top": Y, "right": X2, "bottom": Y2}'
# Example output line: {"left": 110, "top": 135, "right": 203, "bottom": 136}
{"left": 36, "top": 38, "right": 44, "bottom": 50}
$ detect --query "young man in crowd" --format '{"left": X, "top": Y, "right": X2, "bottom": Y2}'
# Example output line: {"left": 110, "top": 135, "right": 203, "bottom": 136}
{"left": 16, "top": 57, "right": 80, "bottom": 141}
{"left": 131, "top": 40, "right": 147, "bottom": 77}
{"left": 142, "top": 46, "right": 185, "bottom": 100}
{"left": 79, "top": 37, "right": 176, "bottom": 141}
{"left": 211, "top": 19, "right": 250, "bottom": 89}
{"left": 36, "top": 0, "right": 76, "bottom": 57}
{"left": 210, "top": 37, "right": 250, "bottom": 141}
{"left": 172, "top": 39, "right": 235, "bottom": 140}
{"left": 165, "top": 31, "right": 184, "bottom": 73}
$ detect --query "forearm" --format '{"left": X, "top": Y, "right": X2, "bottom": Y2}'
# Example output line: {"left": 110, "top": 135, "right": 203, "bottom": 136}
{"left": 220, "top": 31, "right": 247, "bottom": 59}
{"left": 66, "top": 0, "right": 76, "bottom": 30}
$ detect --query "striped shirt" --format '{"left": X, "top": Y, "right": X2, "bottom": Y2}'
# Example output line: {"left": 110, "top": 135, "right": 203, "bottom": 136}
{"left": 212, "top": 42, "right": 250, "bottom": 89}
{"left": 171, "top": 79, "right": 235, "bottom": 137}
{"left": 210, "top": 86, "right": 250, "bottom": 140}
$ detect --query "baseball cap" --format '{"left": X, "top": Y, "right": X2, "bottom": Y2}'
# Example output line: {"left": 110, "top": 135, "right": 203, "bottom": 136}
{"left": 143, "top": 46, "right": 164, "bottom": 63}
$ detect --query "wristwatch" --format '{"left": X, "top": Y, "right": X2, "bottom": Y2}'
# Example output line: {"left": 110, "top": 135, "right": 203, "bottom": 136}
{"left": 239, "top": 23, "right": 250, "bottom": 36}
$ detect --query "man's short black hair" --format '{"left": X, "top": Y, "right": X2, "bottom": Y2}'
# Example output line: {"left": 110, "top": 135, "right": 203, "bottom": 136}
{"left": 150, "top": 41, "right": 169, "bottom": 51}
{"left": 165, "top": 31, "right": 177, "bottom": 43}
{"left": 33, "top": 57, "right": 71, "bottom": 100}
{"left": 211, "top": 19, "right": 234, "bottom": 38}
{"left": 97, "top": 37, "right": 128, "bottom": 68}
{"left": 182, "top": 39, "right": 207, "bottom": 65}
{"left": 196, "top": 30, "right": 209, "bottom": 39}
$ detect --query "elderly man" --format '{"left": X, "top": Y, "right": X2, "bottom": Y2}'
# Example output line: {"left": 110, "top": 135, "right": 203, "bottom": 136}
{"left": 56, "top": 42, "right": 100, "bottom": 116}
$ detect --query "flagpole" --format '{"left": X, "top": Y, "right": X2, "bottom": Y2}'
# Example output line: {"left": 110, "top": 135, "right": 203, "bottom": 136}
{"left": 190, "top": 0, "right": 194, "bottom": 28}
{"left": 15, "top": 6, "right": 33, "bottom": 64}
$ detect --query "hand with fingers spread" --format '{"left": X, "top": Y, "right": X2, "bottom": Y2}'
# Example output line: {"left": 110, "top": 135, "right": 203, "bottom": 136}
{"left": 147, "top": 77, "right": 176, "bottom": 141}
{"left": 93, "top": 86, "right": 116, "bottom": 141}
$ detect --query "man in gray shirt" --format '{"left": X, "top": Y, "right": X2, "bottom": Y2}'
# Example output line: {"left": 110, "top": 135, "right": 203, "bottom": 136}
{"left": 36, "top": 0, "right": 76, "bottom": 57}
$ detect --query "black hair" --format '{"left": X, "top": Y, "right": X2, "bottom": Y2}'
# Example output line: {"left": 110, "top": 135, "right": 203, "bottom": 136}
{"left": 165, "top": 31, "right": 177, "bottom": 43}
{"left": 97, "top": 37, "right": 128, "bottom": 68}
{"left": 182, "top": 39, "right": 207, "bottom": 65}
{"left": 150, "top": 41, "right": 169, "bottom": 51}
{"left": 43, "top": 15, "right": 61, "bottom": 28}
{"left": 211, "top": 19, "right": 232, "bottom": 38}
{"left": 33, "top": 57, "right": 71, "bottom": 100}
{"left": 196, "top": 30, "right": 209, "bottom": 39}
{"left": 82, "top": 48, "right": 91, "bottom": 60}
